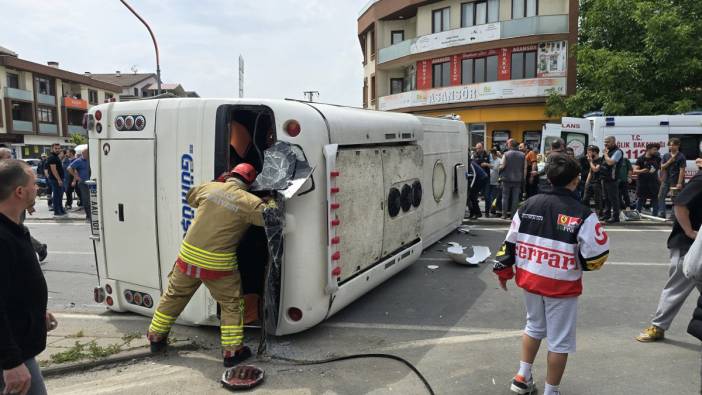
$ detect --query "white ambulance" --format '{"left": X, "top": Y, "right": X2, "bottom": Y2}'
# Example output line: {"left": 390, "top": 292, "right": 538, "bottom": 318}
{"left": 85, "top": 98, "right": 468, "bottom": 336}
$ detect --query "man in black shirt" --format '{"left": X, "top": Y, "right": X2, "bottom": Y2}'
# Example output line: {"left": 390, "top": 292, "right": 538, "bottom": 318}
{"left": 633, "top": 143, "right": 661, "bottom": 216}
{"left": 472, "top": 143, "right": 491, "bottom": 216}
{"left": 45, "top": 143, "right": 66, "bottom": 216}
{"left": 636, "top": 159, "right": 702, "bottom": 342}
{"left": 0, "top": 159, "right": 57, "bottom": 395}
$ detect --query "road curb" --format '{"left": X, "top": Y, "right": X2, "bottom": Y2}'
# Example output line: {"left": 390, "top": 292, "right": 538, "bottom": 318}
{"left": 42, "top": 340, "right": 198, "bottom": 378}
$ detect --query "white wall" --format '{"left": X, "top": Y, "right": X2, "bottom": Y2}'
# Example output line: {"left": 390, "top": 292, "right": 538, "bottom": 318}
{"left": 379, "top": 17, "right": 417, "bottom": 47}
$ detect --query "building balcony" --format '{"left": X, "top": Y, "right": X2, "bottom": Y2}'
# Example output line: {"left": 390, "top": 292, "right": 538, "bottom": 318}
{"left": 12, "top": 120, "right": 33, "bottom": 132}
{"left": 67, "top": 124, "right": 87, "bottom": 135}
{"left": 37, "top": 93, "right": 56, "bottom": 106}
{"left": 377, "top": 77, "right": 566, "bottom": 111}
{"left": 38, "top": 122, "right": 58, "bottom": 134}
{"left": 64, "top": 97, "right": 88, "bottom": 110}
{"left": 4, "top": 87, "right": 33, "bottom": 102}
{"left": 377, "top": 14, "right": 569, "bottom": 64}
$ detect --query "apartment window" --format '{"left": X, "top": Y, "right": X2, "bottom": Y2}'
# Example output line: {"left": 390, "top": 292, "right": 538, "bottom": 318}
{"left": 35, "top": 76, "right": 54, "bottom": 95}
{"left": 88, "top": 89, "right": 98, "bottom": 105}
{"left": 432, "top": 7, "right": 450, "bottom": 33}
{"left": 6, "top": 73, "right": 19, "bottom": 89}
{"left": 391, "top": 30, "right": 405, "bottom": 45}
{"left": 37, "top": 107, "right": 54, "bottom": 123}
{"left": 370, "top": 30, "right": 376, "bottom": 58}
{"left": 461, "top": 55, "right": 498, "bottom": 84}
{"left": 461, "top": 0, "right": 499, "bottom": 27}
{"left": 512, "top": 0, "right": 538, "bottom": 19}
{"left": 371, "top": 75, "right": 376, "bottom": 102}
{"left": 432, "top": 61, "right": 451, "bottom": 88}
{"left": 390, "top": 78, "right": 405, "bottom": 94}
{"left": 105, "top": 92, "right": 114, "bottom": 102}
{"left": 511, "top": 51, "right": 537, "bottom": 79}
{"left": 361, "top": 35, "right": 367, "bottom": 65}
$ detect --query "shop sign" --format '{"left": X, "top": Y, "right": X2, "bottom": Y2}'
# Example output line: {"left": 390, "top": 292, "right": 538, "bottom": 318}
{"left": 410, "top": 23, "right": 500, "bottom": 55}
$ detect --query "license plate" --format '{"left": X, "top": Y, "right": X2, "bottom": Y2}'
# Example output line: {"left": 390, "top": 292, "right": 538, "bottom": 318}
{"left": 86, "top": 180, "right": 100, "bottom": 236}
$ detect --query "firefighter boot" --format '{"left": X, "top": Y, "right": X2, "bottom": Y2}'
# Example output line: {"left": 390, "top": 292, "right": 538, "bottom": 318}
{"left": 147, "top": 332, "right": 169, "bottom": 353}
{"left": 223, "top": 346, "right": 252, "bottom": 367}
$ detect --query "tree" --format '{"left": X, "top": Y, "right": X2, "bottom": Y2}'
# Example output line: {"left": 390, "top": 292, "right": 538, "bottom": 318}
{"left": 69, "top": 133, "right": 87, "bottom": 146}
{"left": 546, "top": 0, "right": 702, "bottom": 117}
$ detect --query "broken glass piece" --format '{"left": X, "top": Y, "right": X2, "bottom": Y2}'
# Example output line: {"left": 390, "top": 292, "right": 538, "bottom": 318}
{"left": 251, "top": 141, "right": 314, "bottom": 197}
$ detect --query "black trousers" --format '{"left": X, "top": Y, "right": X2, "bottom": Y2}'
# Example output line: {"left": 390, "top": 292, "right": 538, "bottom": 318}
{"left": 603, "top": 180, "right": 620, "bottom": 219}
{"left": 76, "top": 182, "right": 91, "bottom": 218}
{"left": 469, "top": 178, "right": 487, "bottom": 216}
{"left": 582, "top": 181, "right": 604, "bottom": 215}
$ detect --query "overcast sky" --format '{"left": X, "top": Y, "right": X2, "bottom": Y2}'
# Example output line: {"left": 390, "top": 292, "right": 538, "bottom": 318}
{"left": 0, "top": 0, "right": 367, "bottom": 106}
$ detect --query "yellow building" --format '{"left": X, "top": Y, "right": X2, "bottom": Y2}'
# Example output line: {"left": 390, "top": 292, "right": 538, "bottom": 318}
{"left": 358, "top": 0, "right": 577, "bottom": 151}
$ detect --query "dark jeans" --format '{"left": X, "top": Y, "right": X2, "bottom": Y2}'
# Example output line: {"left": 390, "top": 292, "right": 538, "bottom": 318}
{"left": 76, "top": 181, "right": 91, "bottom": 218}
{"left": 603, "top": 180, "right": 620, "bottom": 220}
{"left": 469, "top": 179, "right": 487, "bottom": 217}
{"left": 0, "top": 358, "right": 47, "bottom": 395}
{"left": 502, "top": 181, "right": 522, "bottom": 217}
{"left": 583, "top": 181, "right": 603, "bottom": 215}
{"left": 658, "top": 180, "right": 671, "bottom": 218}
{"left": 636, "top": 195, "right": 659, "bottom": 216}
{"left": 64, "top": 176, "right": 74, "bottom": 207}
{"left": 48, "top": 179, "right": 65, "bottom": 215}
{"left": 619, "top": 180, "right": 631, "bottom": 209}
{"left": 45, "top": 178, "right": 53, "bottom": 207}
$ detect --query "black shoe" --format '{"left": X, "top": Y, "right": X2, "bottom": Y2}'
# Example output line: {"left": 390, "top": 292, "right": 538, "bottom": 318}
{"left": 223, "top": 346, "right": 252, "bottom": 367}
{"left": 150, "top": 338, "right": 168, "bottom": 353}
{"left": 484, "top": 212, "right": 490, "bottom": 218}
{"left": 474, "top": 212, "right": 482, "bottom": 218}
{"left": 37, "top": 244, "right": 48, "bottom": 262}
{"left": 468, "top": 214, "right": 477, "bottom": 220}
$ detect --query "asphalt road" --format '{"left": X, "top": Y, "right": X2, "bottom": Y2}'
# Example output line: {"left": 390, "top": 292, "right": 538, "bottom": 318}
{"left": 32, "top": 220, "right": 700, "bottom": 394}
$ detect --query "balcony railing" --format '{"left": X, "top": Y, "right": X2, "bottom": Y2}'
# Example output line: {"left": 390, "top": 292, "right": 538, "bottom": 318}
{"left": 37, "top": 93, "right": 56, "bottom": 106}
{"left": 4, "top": 87, "right": 33, "bottom": 102}
{"left": 378, "top": 14, "right": 569, "bottom": 64}
{"left": 38, "top": 122, "right": 58, "bottom": 134}
{"left": 12, "top": 120, "right": 33, "bottom": 132}
{"left": 377, "top": 77, "right": 566, "bottom": 111}
{"left": 67, "top": 124, "right": 87, "bottom": 135}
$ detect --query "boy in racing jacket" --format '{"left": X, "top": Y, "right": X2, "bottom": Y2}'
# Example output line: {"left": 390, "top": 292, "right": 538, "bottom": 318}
{"left": 493, "top": 153, "right": 610, "bottom": 395}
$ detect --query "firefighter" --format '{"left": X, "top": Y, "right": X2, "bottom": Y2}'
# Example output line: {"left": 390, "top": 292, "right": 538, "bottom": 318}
{"left": 147, "top": 163, "right": 273, "bottom": 367}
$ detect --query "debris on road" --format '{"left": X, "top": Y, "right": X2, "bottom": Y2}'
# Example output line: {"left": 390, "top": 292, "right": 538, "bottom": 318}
{"left": 426, "top": 265, "right": 439, "bottom": 270}
{"left": 446, "top": 242, "right": 491, "bottom": 266}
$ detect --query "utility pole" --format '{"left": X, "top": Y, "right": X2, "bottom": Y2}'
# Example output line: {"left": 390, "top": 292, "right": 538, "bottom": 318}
{"left": 238, "top": 55, "right": 244, "bottom": 98}
{"left": 120, "top": 0, "right": 161, "bottom": 95}
{"left": 303, "top": 91, "right": 319, "bottom": 102}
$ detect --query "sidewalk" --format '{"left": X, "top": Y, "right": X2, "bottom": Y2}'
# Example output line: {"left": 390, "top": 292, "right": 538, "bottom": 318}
{"left": 27, "top": 195, "right": 88, "bottom": 222}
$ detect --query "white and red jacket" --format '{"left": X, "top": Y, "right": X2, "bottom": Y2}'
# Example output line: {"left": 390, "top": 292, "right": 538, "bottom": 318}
{"left": 494, "top": 188, "right": 610, "bottom": 297}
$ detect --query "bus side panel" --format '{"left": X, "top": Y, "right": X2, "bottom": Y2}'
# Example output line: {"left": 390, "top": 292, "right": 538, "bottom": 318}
{"left": 334, "top": 148, "right": 385, "bottom": 281}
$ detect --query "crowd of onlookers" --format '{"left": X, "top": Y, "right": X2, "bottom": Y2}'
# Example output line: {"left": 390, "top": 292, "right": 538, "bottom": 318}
{"left": 467, "top": 136, "right": 692, "bottom": 224}
{"left": 35, "top": 143, "right": 91, "bottom": 221}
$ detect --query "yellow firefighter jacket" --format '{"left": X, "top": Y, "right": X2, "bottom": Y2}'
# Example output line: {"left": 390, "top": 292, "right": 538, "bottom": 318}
{"left": 178, "top": 178, "right": 271, "bottom": 271}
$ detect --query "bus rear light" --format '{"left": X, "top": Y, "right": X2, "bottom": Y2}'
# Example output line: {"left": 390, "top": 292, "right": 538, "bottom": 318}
{"left": 114, "top": 116, "right": 125, "bottom": 131}
{"left": 330, "top": 203, "right": 340, "bottom": 209}
{"left": 105, "top": 284, "right": 113, "bottom": 294}
{"left": 124, "top": 290, "right": 133, "bottom": 303}
{"left": 134, "top": 115, "right": 146, "bottom": 131}
{"left": 330, "top": 170, "right": 340, "bottom": 177}
{"left": 283, "top": 120, "right": 301, "bottom": 137}
{"left": 142, "top": 294, "right": 153, "bottom": 308}
{"left": 124, "top": 116, "right": 134, "bottom": 130}
{"left": 95, "top": 110, "right": 102, "bottom": 121}
{"left": 331, "top": 219, "right": 340, "bottom": 226}
{"left": 330, "top": 187, "right": 340, "bottom": 193}
{"left": 96, "top": 123, "right": 103, "bottom": 134}
{"left": 287, "top": 307, "right": 303, "bottom": 322}
{"left": 330, "top": 236, "right": 340, "bottom": 245}
{"left": 106, "top": 296, "right": 114, "bottom": 306}
{"left": 94, "top": 287, "right": 105, "bottom": 303}
{"left": 331, "top": 251, "right": 341, "bottom": 261}
{"left": 133, "top": 292, "right": 143, "bottom": 306}
{"left": 331, "top": 266, "right": 342, "bottom": 277}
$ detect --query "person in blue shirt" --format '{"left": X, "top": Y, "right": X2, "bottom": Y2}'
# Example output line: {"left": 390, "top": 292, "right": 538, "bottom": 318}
{"left": 68, "top": 149, "right": 90, "bottom": 221}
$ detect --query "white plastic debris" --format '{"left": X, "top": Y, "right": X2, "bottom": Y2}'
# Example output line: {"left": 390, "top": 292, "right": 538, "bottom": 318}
{"left": 427, "top": 265, "right": 439, "bottom": 270}
{"left": 457, "top": 225, "right": 472, "bottom": 234}
{"left": 447, "top": 242, "right": 491, "bottom": 266}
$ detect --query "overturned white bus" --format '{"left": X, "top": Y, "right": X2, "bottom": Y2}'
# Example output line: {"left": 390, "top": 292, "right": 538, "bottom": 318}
{"left": 86, "top": 98, "right": 468, "bottom": 335}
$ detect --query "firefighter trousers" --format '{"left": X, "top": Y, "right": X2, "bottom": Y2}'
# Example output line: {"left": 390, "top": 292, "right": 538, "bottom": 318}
{"left": 148, "top": 266, "right": 244, "bottom": 351}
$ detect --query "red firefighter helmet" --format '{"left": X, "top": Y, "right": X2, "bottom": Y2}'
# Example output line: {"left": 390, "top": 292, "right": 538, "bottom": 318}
{"left": 231, "top": 163, "right": 257, "bottom": 184}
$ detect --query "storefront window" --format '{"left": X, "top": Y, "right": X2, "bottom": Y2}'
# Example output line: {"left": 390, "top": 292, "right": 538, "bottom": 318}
{"left": 469, "top": 124, "right": 485, "bottom": 148}
{"left": 493, "top": 130, "right": 510, "bottom": 151}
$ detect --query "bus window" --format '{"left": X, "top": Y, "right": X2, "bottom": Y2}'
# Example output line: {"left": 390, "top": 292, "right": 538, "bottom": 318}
{"left": 215, "top": 106, "right": 277, "bottom": 175}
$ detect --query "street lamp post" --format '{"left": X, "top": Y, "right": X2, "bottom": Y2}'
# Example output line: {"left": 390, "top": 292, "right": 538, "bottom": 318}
{"left": 119, "top": 0, "right": 161, "bottom": 95}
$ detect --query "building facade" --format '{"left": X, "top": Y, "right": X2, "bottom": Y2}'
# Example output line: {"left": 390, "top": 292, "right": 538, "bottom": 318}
{"left": 89, "top": 72, "right": 159, "bottom": 101}
{"left": 0, "top": 50, "right": 121, "bottom": 158}
{"left": 358, "top": 0, "right": 577, "bottom": 150}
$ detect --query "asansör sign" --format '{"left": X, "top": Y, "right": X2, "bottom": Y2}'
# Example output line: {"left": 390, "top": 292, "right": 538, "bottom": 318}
{"left": 379, "top": 77, "right": 566, "bottom": 111}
